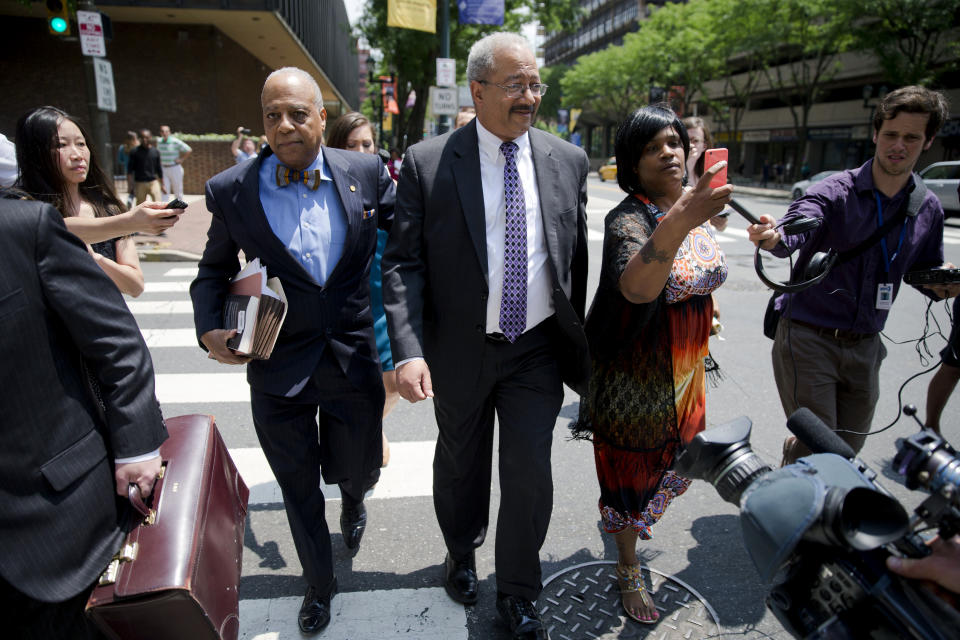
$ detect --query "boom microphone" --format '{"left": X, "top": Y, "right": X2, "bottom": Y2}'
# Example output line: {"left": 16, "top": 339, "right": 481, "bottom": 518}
{"left": 786, "top": 408, "right": 857, "bottom": 459}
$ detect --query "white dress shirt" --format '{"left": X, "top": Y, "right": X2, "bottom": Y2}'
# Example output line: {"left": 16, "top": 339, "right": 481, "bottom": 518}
{"left": 475, "top": 119, "right": 554, "bottom": 336}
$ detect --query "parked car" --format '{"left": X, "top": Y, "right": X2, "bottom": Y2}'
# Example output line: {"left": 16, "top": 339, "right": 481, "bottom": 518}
{"left": 790, "top": 170, "right": 841, "bottom": 200}
{"left": 598, "top": 156, "right": 617, "bottom": 182}
{"left": 919, "top": 161, "right": 960, "bottom": 217}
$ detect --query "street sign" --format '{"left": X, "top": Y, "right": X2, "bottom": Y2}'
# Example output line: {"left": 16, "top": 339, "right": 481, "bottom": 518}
{"left": 436, "top": 58, "right": 455, "bottom": 87}
{"left": 430, "top": 86, "right": 458, "bottom": 116}
{"left": 77, "top": 10, "right": 106, "bottom": 57}
{"left": 457, "top": 85, "right": 473, "bottom": 108}
{"left": 93, "top": 58, "right": 117, "bottom": 112}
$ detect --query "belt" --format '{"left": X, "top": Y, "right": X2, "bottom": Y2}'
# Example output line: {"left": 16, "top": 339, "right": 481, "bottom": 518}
{"left": 789, "top": 318, "right": 876, "bottom": 342}
{"left": 162, "top": 164, "right": 177, "bottom": 167}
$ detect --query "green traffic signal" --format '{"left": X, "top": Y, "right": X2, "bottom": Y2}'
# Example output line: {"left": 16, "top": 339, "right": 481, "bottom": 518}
{"left": 46, "top": 0, "right": 71, "bottom": 36}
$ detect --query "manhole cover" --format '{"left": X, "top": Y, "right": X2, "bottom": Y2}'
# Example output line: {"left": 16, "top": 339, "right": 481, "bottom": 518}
{"left": 540, "top": 561, "right": 720, "bottom": 639}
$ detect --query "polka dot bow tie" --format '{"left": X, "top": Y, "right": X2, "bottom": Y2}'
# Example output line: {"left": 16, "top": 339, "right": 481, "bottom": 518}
{"left": 275, "top": 165, "right": 322, "bottom": 190}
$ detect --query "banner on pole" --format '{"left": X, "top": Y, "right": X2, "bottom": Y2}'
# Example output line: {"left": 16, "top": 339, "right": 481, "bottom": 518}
{"left": 387, "top": 0, "right": 437, "bottom": 33}
{"left": 458, "top": 0, "right": 504, "bottom": 25}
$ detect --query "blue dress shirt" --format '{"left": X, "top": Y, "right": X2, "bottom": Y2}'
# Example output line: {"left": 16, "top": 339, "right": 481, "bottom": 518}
{"left": 259, "top": 150, "right": 347, "bottom": 286}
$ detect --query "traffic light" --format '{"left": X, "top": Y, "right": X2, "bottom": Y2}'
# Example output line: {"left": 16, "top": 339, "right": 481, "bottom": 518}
{"left": 46, "top": 0, "right": 71, "bottom": 36}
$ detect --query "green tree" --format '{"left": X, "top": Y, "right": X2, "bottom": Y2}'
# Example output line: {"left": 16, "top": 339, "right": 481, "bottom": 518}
{"left": 537, "top": 64, "right": 569, "bottom": 125}
{"left": 560, "top": 45, "right": 647, "bottom": 124}
{"left": 624, "top": 0, "right": 723, "bottom": 110}
{"left": 356, "top": 0, "right": 581, "bottom": 150}
{"left": 746, "top": 0, "right": 859, "bottom": 169}
{"left": 854, "top": 0, "right": 960, "bottom": 86}
{"left": 699, "top": 0, "right": 768, "bottom": 170}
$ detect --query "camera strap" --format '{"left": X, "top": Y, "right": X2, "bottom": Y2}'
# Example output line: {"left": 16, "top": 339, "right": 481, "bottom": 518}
{"left": 835, "top": 177, "right": 927, "bottom": 267}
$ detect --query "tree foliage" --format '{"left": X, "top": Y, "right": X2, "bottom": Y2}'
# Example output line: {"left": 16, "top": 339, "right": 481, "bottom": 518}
{"left": 853, "top": 0, "right": 960, "bottom": 86}
{"left": 559, "top": 0, "right": 957, "bottom": 162}
{"left": 355, "top": 0, "right": 582, "bottom": 150}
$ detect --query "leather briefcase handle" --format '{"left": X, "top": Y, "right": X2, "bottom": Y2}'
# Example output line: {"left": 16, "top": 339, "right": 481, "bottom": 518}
{"left": 127, "top": 484, "right": 151, "bottom": 518}
{"left": 126, "top": 462, "right": 165, "bottom": 524}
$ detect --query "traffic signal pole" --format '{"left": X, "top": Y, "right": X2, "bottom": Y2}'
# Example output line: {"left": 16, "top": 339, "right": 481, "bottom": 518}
{"left": 437, "top": 0, "right": 450, "bottom": 135}
{"left": 78, "top": 0, "right": 112, "bottom": 175}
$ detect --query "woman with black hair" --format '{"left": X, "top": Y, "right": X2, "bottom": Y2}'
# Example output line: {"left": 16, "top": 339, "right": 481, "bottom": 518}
{"left": 15, "top": 107, "right": 184, "bottom": 296}
{"left": 573, "top": 105, "right": 733, "bottom": 625}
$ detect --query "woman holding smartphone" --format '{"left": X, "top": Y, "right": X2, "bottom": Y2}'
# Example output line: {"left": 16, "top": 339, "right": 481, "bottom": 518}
{"left": 16, "top": 107, "right": 184, "bottom": 296}
{"left": 573, "top": 106, "right": 732, "bottom": 625}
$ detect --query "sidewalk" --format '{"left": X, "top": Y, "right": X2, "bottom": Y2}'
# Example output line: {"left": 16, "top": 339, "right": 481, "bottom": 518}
{"left": 134, "top": 194, "right": 210, "bottom": 262}
{"left": 135, "top": 182, "right": 792, "bottom": 262}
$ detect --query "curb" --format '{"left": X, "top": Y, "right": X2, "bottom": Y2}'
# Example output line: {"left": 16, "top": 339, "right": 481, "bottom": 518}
{"left": 137, "top": 248, "right": 202, "bottom": 262}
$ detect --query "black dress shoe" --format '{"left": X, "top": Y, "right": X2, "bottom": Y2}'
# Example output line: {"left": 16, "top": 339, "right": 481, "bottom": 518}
{"left": 496, "top": 593, "right": 549, "bottom": 640}
{"left": 298, "top": 581, "right": 336, "bottom": 634}
{"left": 340, "top": 500, "right": 367, "bottom": 551}
{"left": 443, "top": 552, "right": 479, "bottom": 604}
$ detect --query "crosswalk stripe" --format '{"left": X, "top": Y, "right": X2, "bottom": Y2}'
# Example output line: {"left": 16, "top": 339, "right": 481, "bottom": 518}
{"left": 141, "top": 328, "right": 197, "bottom": 348}
{"left": 156, "top": 373, "right": 249, "bottom": 403}
{"left": 126, "top": 300, "right": 194, "bottom": 315}
{"left": 164, "top": 267, "right": 199, "bottom": 278}
{"left": 144, "top": 281, "right": 191, "bottom": 293}
{"left": 230, "top": 441, "right": 436, "bottom": 505}
{"left": 238, "top": 589, "right": 467, "bottom": 639}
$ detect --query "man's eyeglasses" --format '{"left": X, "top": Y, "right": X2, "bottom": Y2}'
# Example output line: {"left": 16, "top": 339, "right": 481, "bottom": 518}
{"left": 478, "top": 80, "right": 548, "bottom": 98}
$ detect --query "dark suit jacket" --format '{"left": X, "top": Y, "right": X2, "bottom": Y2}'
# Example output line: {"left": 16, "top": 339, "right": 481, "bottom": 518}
{"left": 0, "top": 198, "right": 167, "bottom": 602}
{"left": 382, "top": 121, "right": 590, "bottom": 397}
{"left": 190, "top": 146, "right": 396, "bottom": 396}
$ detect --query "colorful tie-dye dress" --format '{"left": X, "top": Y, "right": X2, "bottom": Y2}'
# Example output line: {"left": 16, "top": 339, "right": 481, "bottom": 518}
{"left": 573, "top": 194, "right": 727, "bottom": 538}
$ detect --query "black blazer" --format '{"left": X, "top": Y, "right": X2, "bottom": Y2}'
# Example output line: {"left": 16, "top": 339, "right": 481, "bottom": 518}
{"left": 0, "top": 198, "right": 167, "bottom": 602}
{"left": 190, "top": 146, "right": 396, "bottom": 395}
{"left": 382, "top": 121, "right": 590, "bottom": 396}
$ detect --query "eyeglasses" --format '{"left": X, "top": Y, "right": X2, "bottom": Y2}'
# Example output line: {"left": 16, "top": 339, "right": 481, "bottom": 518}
{"left": 478, "top": 80, "right": 548, "bottom": 98}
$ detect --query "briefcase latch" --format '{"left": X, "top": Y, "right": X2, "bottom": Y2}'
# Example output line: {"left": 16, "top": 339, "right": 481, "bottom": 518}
{"left": 98, "top": 542, "right": 139, "bottom": 586}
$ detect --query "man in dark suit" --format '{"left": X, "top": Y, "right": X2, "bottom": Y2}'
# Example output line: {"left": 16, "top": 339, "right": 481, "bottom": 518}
{"left": 0, "top": 192, "right": 167, "bottom": 639}
{"left": 382, "top": 33, "right": 589, "bottom": 640}
{"left": 190, "top": 67, "right": 395, "bottom": 635}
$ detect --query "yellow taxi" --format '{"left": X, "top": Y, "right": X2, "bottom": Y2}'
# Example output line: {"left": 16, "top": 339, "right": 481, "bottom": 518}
{"left": 598, "top": 156, "right": 617, "bottom": 182}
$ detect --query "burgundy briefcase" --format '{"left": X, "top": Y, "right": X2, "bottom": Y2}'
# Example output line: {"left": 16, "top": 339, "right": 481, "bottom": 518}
{"left": 86, "top": 414, "right": 250, "bottom": 640}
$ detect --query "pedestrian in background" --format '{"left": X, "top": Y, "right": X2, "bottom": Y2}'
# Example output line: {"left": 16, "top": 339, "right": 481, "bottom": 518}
{"left": 454, "top": 106, "right": 476, "bottom": 130}
{"left": 572, "top": 105, "right": 731, "bottom": 625}
{"left": 231, "top": 126, "right": 258, "bottom": 164}
{"left": 926, "top": 297, "right": 960, "bottom": 433}
{"left": 127, "top": 129, "right": 163, "bottom": 204}
{"left": 326, "top": 110, "right": 395, "bottom": 468}
{"left": 157, "top": 124, "right": 191, "bottom": 200}
{"left": 383, "top": 32, "right": 590, "bottom": 640}
{"left": 116, "top": 130, "right": 138, "bottom": 208}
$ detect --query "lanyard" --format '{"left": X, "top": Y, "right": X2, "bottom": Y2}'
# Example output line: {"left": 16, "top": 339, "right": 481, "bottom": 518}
{"left": 874, "top": 190, "right": 907, "bottom": 274}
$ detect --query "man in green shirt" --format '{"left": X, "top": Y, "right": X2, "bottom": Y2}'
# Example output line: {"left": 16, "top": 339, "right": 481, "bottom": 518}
{"left": 157, "top": 125, "right": 191, "bottom": 200}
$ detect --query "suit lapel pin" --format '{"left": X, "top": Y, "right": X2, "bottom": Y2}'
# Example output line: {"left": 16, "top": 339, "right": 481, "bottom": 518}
{"left": 349, "top": 185, "right": 356, "bottom": 192}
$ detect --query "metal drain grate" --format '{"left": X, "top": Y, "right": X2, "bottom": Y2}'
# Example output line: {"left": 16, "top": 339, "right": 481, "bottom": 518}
{"left": 539, "top": 561, "right": 720, "bottom": 639}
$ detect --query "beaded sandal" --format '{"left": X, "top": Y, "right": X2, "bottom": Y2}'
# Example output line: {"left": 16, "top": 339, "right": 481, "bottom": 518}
{"left": 615, "top": 562, "right": 659, "bottom": 625}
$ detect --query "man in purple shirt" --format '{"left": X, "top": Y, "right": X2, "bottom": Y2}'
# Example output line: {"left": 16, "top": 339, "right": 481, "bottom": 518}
{"left": 749, "top": 86, "right": 960, "bottom": 464}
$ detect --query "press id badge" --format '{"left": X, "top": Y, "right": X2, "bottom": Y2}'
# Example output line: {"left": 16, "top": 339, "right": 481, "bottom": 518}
{"left": 876, "top": 282, "right": 893, "bottom": 310}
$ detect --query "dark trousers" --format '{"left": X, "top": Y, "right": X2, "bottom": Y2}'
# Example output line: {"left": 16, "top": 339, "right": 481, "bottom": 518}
{"left": 432, "top": 322, "right": 563, "bottom": 601}
{"left": 250, "top": 347, "right": 383, "bottom": 594}
{"left": 1, "top": 576, "right": 106, "bottom": 640}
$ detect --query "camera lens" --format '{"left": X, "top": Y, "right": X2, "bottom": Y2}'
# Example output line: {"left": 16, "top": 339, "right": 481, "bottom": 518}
{"left": 712, "top": 449, "right": 772, "bottom": 505}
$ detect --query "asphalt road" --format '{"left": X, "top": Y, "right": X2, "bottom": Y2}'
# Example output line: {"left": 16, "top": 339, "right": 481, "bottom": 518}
{"left": 132, "top": 175, "right": 960, "bottom": 639}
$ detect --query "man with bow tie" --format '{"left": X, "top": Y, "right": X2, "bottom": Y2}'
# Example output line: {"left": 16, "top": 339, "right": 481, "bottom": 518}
{"left": 190, "top": 67, "right": 395, "bottom": 635}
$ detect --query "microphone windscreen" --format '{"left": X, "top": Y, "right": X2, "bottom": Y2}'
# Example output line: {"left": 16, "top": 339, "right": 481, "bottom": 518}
{"left": 786, "top": 408, "right": 857, "bottom": 459}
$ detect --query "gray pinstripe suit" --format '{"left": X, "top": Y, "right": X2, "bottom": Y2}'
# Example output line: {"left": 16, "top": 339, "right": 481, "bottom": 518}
{"left": 0, "top": 196, "right": 167, "bottom": 612}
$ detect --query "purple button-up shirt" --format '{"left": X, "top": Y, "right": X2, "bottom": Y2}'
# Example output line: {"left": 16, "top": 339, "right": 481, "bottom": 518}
{"left": 772, "top": 159, "right": 944, "bottom": 333}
